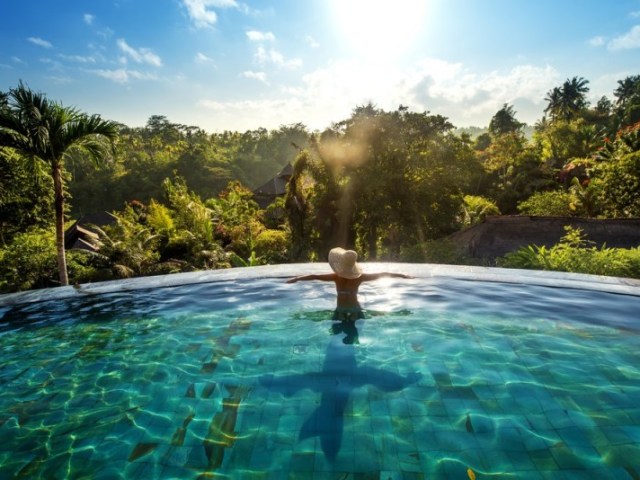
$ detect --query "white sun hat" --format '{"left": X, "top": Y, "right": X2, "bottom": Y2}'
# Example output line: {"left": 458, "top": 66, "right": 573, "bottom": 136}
{"left": 328, "top": 247, "right": 363, "bottom": 279}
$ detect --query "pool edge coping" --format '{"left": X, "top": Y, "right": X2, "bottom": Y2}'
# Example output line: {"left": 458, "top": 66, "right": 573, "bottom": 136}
{"left": 2, "top": 263, "right": 640, "bottom": 307}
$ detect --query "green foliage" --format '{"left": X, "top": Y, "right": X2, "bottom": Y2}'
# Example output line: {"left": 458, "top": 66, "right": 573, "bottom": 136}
{"left": 164, "top": 177, "right": 214, "bottom": 244}
{"left": 489, "top": 104, "right": 524, "bottom": 136}
{"left": 544, "top": 77, "right": 590, "bottom": 122}
{"left": 517, "top": 190, "right": 576, "bottom": 216}
{"left": 480, "top": 132, "right": 552, "bottom": 213}
{"left": 0, "top": 148, "right": 54, "bottom": 244}
{"left": 590, "top": 124, "right": 640, "bottom": 217}
{"left": 292, "top": 103, "right": 479, "bottom": 261}
{"left": 0, "top": 227, "right": 58, "bottom": 292}
{"left": 208, "top": 180, "right": 264, "bottom": 258}
{"left": 400, "top": 238, "right": 473, "bottom": 265}
{"left": 229, "top": 251, "right": 261, "bottom": 268}
{"left": 5, "top": 76, "right": 640, "bottom": 292}
{"left": 534, "top": 118, "right": 604, "bottom": 172}
{"left": 0, "top": 81, "right": 118, "bottom": 286}
{"left": 254, "top": 229, "right": 289, "bottom": 264}
{"left": 94, "top": 206, "right": 162, "bottom": 278}
{"left": 498, "top": 226, "right": 640, "bottom": 278}
{"left": 67, "top": 119, "right": 309, "bottom": 216}
{"left": 146, "top": 199, "right": 174, "bottom": 234}
{"left": 614, "top": 75, "right": 640, "bottom": 128}
{"left": 460, "top": 195, "right": 500, "bottom": 227}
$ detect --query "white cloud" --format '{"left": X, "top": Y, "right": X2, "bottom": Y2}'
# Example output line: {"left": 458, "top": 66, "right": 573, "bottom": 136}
{"left": 191, "top": 50, "right": 581, "bottom": 133}
{"left": 97, "top": 27, "right": 114, "bottom": 40}
{"left": 305, "top": 36, "right": 320, "bottom": 48}
{"left": 402, "top": 60, "right": 560, "bottom": 123}
{"left": 246, "top": 30, "right": 275, "bottom": 42}
{"left": 28, "top": 37, "right": 53, "bottom": 49}
{"left": 91, "top": 68, "right": 158, "bottom": 84}
{"left": 182, "top": 0, "right": 239, "bottom": 28}
{"left": 93, "top": 69, "right": 129, "bottom": 83}
{"left": 117, "top": 39, "right": 162, "bottom": 67}
{"left": 198, "top": 97, "right": 306, "bottom": 131}
{"left": 45, "top": 75, "right": 73, "bottom": 85}
{"left": 199, "top": 58, "right": 563, "bottom": 131}
{"left": 84, "top": 13, "right": 95, "bottom": 25}
{"left": 242, "top": 70, "right": 268, "bottom": 83}
{"left": 608, "top": 25, "right": 640, "bottom": 50}
{"left": 589, "top": 36, "right": 605, "bottom": 47}
{"left": 59, "top": 54, "right": 97, "bottom": 64}
{"left": 195, "top": 52, "right": 215, "bottom": 64}
{"left": 255, "top": 46, "right": 302, "bottom": 69}
{"left": 630, "top": 11, "right": 640, "bottom": 18}
{"left": 40, "top": 58, "right": 64, "bottom": 71}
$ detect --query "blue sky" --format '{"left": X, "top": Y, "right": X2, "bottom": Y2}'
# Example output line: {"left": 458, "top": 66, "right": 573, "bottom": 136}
{"left": 2, "top": 0, "right": 639, "bottom": 132}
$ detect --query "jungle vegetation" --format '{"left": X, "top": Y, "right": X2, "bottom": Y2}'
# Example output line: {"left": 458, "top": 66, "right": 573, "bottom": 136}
{"left": 1, "top": 74, "right": 640, "bottom": 292}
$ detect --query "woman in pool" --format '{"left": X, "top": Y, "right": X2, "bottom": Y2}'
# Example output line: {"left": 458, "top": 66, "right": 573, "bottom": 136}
{"left": 286, "top": 247, "right": 413, "bottom": 322}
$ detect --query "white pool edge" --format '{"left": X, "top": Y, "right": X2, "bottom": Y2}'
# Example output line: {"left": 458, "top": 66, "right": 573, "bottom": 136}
{"left": 2, "top": 263, "right": 640, "bottom": 307}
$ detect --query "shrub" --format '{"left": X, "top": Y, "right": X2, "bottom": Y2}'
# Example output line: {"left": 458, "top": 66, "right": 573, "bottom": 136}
{"left": 0, "top": 227, "right": 58, "bottom": 292}
{"left": 517, "top": 190, "right": 576, "bottom": 216}
{"left": 460, "top": 195, "right": 500, "bottom": 227}
{"left": 498, "top": 226, "right": 640, "bottom": 278}
{"left": 254, "top": 229, "right": 289, "bottom": 264}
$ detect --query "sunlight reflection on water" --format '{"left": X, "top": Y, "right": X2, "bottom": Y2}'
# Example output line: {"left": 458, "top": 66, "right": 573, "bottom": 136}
{"left": 0, "top": 264, "right": 639, "bottom": 478}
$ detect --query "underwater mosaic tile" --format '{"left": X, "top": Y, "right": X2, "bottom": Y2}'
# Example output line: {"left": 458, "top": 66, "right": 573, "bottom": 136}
{"left": 2, "top": 267, "right": 640, "bottom": 479}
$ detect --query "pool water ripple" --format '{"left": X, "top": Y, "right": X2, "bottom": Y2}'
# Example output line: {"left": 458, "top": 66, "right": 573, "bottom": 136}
{"left": 0, "top": 266, "right": 639, "bottom": 478}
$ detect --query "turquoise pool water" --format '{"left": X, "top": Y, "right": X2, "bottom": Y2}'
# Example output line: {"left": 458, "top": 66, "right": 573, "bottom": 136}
{"left": 1, "top": 264, "right": 639, "bottom": 479}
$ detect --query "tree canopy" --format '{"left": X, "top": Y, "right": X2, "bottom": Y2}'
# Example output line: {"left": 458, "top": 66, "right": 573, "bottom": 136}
{"left": 2, "top": 73, "right": 640, "bottom": 292}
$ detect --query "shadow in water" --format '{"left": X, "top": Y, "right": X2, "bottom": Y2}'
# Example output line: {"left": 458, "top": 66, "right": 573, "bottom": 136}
{"left": 259, "top": 321, "right": 421, "bottom": 460}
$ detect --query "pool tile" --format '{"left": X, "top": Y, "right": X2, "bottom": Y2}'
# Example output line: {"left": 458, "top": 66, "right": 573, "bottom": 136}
{"left": 546, "top": 409, "right": 576, "bottom": 430}
{"left": 529, "top": 450, "right": 560, "bottom": 471}
{"left": 507, "top": 450, "right": 536, "bottom": 470}
{"left": 557, "top": 426, "right": 594, "bottom": 448}
{"left": 550, "top": 443, "right": 590, "bottom": 469}
{"left": 521, "top": 429, "right": 557, "bottom": 451}
{"left": 600, "top": 444, "right": 640, "bottom": 467}
{"left": 600, "top": 426, "right": 636, "bottom": 445}
{"left": 620, "top": 425, "right": 640, "bottom": 443}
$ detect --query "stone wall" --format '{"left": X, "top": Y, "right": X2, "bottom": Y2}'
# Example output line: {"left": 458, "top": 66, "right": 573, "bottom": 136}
{"left": 448, "top": 216, "right": 640, "bottom": 262}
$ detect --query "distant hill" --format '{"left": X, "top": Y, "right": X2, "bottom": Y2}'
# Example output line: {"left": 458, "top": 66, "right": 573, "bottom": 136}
{"left": 454, "top": 126, "right": 488, "bottom": 138}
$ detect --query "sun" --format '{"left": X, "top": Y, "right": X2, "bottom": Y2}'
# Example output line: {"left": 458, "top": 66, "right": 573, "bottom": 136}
{"left": 330, "top": 0, "right": 430, "bottom": 61}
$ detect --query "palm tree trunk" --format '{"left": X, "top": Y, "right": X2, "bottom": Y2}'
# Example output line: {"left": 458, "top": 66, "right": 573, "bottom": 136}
{"left": 52, "top": 164, "right": 69, "bottom": 286}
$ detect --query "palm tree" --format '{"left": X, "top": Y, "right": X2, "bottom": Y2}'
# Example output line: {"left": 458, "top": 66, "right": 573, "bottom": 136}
{"left": 0, "top": 82, "right": 119, "bottom": 286}
{"left": 544, "top": 87, "right": 562, "bottom": 120}
{"left": 614, "top": 75, "right": 640, "bottom": 106}
{"left": 489, "top": 103, "right": 524, "bottom": 136}
{"left": 544, "top": 77, "right": 590, "bottom": 121}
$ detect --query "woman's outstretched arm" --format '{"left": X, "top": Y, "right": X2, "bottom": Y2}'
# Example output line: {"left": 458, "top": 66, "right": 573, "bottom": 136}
{"left": 360, "top": 272, "right": 414, "bottom": 282}
{"left": 286, "top": 273, "right": 336, "bottom": 283}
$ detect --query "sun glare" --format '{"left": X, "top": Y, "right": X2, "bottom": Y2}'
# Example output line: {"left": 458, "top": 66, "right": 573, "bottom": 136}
{"left": 331, "top": 0, "right": 429, "bottom": 61}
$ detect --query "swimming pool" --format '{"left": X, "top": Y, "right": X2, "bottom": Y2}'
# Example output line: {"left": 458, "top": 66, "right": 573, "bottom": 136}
{"left": 1, "top": 264, "right": 639, "bottom": 479}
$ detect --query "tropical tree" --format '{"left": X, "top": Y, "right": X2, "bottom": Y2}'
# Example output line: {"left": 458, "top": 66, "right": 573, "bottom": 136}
{"left": 614, "top": 75, "right": 640, "bottom": 128}
{"left": 589, "top": 123, "right": 640, "bottom": 217}
{"left": 614, "top": 75, "right": 640, "bottom": 107}
{"left": 544, "top": 77, "right": 590, "bottom": 122}
{"left": 0, "top": 144, "right": 55, "bottom": 245}
{"left": 0, "top": 82, "right": 119, "bottom": 286}
{"left": 489, "top": 104, "right": 524, "bottom": 136}
{"left": 310, "top": 104, "right": 477, "bottom": 260}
